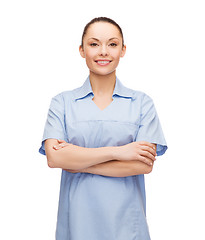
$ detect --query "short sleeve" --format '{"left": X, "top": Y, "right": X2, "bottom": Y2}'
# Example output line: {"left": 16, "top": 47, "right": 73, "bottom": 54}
{"left": 39, "top": 93, "right": 67, "bottom": 155}
{"left": 136, "top": 94, "right": 168, "bottom": 156}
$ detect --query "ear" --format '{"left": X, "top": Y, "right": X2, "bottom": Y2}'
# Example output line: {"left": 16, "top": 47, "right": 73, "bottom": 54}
{"left": 120, "top": 45, "right": 126, "bottom": 58}
{"left": 79, "top": 45, "right": 85, "bottom": 58}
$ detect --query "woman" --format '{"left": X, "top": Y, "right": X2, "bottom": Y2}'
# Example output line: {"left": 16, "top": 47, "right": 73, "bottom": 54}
{"left": 39, "top": 17, "right": 167, "bottom": 240}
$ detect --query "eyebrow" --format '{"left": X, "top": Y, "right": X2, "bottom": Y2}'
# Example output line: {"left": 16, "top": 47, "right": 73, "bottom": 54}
{"left": 88, "top": 37, "right": 120, "bottom": 41}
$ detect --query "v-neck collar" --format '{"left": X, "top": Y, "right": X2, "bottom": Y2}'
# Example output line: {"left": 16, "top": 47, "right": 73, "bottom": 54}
{"left": 73, "top": 76, "right": 136, "bottom": 101}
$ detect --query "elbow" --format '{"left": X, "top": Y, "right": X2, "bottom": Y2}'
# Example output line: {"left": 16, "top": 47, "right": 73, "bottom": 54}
{"left": 47, "top": 155, "right": 57, "bottom": 168}
{"left": 44, "top": 139, "right": 64, "bottom": 168}
{"left": 47, "top": 160, "right": 55, "bottom": 168}
{"left": 145, "top": 165, "right": 153, "bottom": 174}
{"left": 46, "top": 151, "right": 60, "bottom": 168}
{"left": 46, "top": 152, "right": 81, "bottom": 170}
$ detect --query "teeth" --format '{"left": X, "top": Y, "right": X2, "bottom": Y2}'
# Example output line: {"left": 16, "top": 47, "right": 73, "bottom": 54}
{"left": 97, "top": 61, "right": 110, "bottom": 64}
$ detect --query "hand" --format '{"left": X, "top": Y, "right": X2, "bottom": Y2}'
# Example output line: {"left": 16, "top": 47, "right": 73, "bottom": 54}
{"left": 53, "top": 140, "right": 77, "bottom": 172}
{"left": 114, "top": 141, "right": 157, "bottom": 166}
{"left": 54, "top": 140, "right": 87, "bottom": 174}
{"left": 53, "top": 139, "right": 70, "bottom": 150}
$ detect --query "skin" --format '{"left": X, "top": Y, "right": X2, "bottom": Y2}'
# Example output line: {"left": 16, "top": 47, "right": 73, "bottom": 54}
{"left": 79, "top": 22, "right": 126, "bottom": 110}
{"left": 53, "top": 140, "right": 157, "bottom": 177}
{"left": 79, "top": 22, "right": 126, "bottom": 82}
{"left": 45, "top": 21, "right": 157, "bottom": 177}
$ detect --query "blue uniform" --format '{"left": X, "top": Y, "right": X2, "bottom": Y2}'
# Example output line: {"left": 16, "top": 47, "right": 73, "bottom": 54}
{"left": 39, "top": 76, "right": 167, "bottom": 240}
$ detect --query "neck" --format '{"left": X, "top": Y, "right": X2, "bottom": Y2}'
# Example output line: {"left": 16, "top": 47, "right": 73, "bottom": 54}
{"left": 89, "top": 71, "right": 116, "bottom": 97}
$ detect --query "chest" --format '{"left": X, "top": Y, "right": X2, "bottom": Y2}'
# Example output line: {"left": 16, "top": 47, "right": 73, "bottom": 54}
{"left": 64, "top": 96, "right": 141, "bottom": 148}
{"left": 91, "top": 95, "right": 113, "bottom": 111}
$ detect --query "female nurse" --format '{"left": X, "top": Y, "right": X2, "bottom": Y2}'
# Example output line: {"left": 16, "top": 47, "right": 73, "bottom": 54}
{"left": 39, "top": 17, "right": 167, "bottom": 240}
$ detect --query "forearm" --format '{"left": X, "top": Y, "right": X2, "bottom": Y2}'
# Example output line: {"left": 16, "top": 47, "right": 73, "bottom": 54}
{"left": 47, "top": 140, "right": 156, "bottom": 174}
{"left": 66, "top": 160, "right": 153, "bottom": 177}
{"left": 45, "top": 139, "right": 115, "bottom": 170}
{"left": 79, "top": 143, "right": 156, "bottom": 177}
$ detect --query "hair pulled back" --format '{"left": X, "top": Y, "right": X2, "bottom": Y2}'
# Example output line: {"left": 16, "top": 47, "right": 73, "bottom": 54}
{"left": 81, "top": 17, "right": 124, "bottom": 48}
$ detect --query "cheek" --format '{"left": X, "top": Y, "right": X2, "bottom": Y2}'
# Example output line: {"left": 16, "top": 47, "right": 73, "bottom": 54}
{"left": 111, "top": 54, "right": 121, "bottom": 65}
{"left": 110, "top": 49, "right": 122, "bottom": 59}
{"left": 84, "top": 48, "right": 98, "bottom": 59}
{"left": 84, "top": 51, "right": 96, "bottom": 68}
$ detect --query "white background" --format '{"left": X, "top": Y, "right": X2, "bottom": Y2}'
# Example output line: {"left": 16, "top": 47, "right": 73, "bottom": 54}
{"left": 0, "top": 0, "right": 205, "bottom": 239}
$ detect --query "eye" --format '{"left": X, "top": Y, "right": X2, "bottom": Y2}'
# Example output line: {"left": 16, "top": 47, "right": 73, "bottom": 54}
{"left": 109, "top": 43, "right": 117, "bottom": 47}
{"left": 90, "top": 43, "right": 98, "bottom": 47}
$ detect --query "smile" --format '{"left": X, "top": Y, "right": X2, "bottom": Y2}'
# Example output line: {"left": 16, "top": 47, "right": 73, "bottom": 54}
{"left": 95, "top": 60, "right": 112, "bottom": 66}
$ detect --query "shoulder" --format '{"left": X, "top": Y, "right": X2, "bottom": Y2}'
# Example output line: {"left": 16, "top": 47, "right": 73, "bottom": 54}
{"left": 118, "top": 78, "right": 151, "bottom": 100}
{"left": 122, "top": 83, "right": 156, "bottom": 111}
{"left": 127, "top": 87, "right": 154, "bottom": 103}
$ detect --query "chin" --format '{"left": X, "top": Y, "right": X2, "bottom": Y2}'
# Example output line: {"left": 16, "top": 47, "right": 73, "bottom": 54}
{"left": 91, "top": 70, "right": 116, "bottom": 77}
{"left": 90, "top": 66, "right": 117, "bottom": 76}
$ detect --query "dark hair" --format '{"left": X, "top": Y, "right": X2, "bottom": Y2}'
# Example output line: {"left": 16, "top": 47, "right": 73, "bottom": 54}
{"left": 81, "top": 17, "right": 124, "bottom": 48}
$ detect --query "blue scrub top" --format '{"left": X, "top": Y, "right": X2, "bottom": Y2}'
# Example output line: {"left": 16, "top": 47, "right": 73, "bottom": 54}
{"left": 39, "top": 76, "right": 167, "bottom": 240}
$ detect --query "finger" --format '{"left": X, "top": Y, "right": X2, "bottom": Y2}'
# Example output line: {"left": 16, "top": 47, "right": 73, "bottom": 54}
{"left": 141, "top": 145, "right": 157, "bottom": 157}
{"left": 150, "top": 143, "right": 157, "bottom": 151}
{"left": 150, "top": 143, "right": 157, "bottom": 155}
{"left": 138, "top": 141, "right": 157, "bottom": 150}
{"left": 53, "top": 144, "right": 62, "bottom": 150}
{"left": 138, "top": 156, "right": 154, "bottom": 166}
{"left": 58, "top": 143, "right": 68, "bottom": 149}
{"left": 140, "top": 150, "right": 156, "bottom": 161}
{"left": 58, "top": 139, "right": 67, "bottom": 144}
{"left": 53, "top": 143, "right": 67, "bottom": 150}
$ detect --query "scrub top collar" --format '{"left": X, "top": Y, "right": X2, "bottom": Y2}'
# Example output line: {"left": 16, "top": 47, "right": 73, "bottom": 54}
{"left": 73, "top": 76, "right": 135, "bottom": 101}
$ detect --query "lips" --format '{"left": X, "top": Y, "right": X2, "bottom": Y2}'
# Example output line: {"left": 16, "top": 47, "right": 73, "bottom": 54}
{"left": 95, "top": 60, "right": 112, "bottom": 66}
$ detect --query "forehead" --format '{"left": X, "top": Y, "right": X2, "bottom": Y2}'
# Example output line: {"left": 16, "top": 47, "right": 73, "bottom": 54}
{"left": 85, "top": 22, "right": 121, "bottom": 40}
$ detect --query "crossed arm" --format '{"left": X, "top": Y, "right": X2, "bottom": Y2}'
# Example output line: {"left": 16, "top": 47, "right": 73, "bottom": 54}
{"left": 44, "top": 139, "right": 157, "bottom": 177}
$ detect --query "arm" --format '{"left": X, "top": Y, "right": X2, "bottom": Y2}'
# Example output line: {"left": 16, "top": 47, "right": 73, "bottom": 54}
{"left": 64, "top": 143, "right": 156, "bottom": 177}
{"left": 50, "top": 139, "right": 156, "bottom": 176}
{"left": 45, "top": 139, "right": 115, "bottom": 170}
{"left": 65, "top": 160, "right": 154, "bottom": 177}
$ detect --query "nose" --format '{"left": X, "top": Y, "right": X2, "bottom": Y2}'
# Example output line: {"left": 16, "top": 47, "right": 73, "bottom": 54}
{"left": 99, "top": 44, "right": 109, "bottom": 56}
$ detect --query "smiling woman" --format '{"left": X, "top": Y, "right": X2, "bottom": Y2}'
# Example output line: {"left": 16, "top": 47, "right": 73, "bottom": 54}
{"left": 79, "top": 20, "right": 126, "bottom": 81}
{"left": 39, "top": 17, "right": 167, "bottom": 240}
